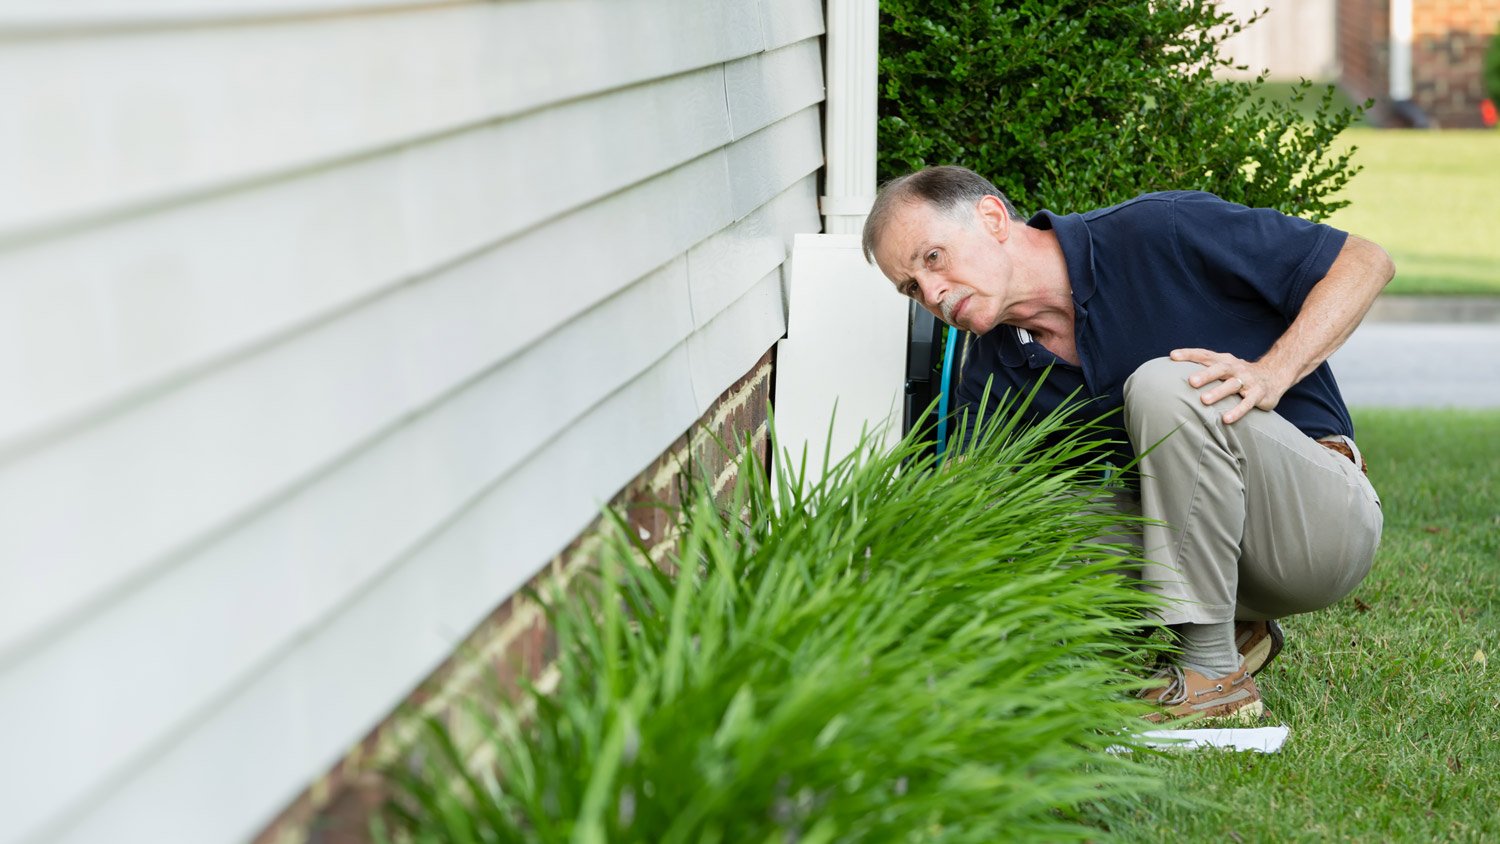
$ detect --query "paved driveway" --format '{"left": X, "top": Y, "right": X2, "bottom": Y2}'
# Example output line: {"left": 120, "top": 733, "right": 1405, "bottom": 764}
{"left": 1331, "top": 321, "right": 1500, "bottom": 409}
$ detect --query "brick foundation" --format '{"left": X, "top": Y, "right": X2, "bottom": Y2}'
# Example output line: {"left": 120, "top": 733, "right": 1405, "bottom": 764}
{"left": 252, "top": 351, "right": 775, "bottom": 844}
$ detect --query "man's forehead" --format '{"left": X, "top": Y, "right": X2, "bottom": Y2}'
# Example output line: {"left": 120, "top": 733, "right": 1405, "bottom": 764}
{"left": 885, "top": 201, "right": 943, "bottom": 248}
{"left": 872, "top": 208, "right": 935, "bottom": 283}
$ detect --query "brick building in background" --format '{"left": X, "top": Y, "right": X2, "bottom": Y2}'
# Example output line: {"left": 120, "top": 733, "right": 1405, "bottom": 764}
{"left": 1338, "top": 0, "right": 1500, "bottom": 127}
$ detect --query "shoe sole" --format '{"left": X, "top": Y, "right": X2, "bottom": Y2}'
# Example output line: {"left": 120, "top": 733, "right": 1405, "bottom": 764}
{"left": 1240, "top": 620, "right": 1285, "bottom": 677}
{"left": 1202, "top": 699, "right": 1264, "bottom": 723}
{"left": 1144, "top": 698, "right": 1265, "bottom": 725}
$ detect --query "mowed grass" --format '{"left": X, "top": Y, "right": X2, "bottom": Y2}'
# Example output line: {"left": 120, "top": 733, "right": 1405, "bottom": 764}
{"left": 1327, "top": 128, "right": 1500, "bottom": 295}
{"left": 1105, "top": 409, "right": 1500, "bottom": 842}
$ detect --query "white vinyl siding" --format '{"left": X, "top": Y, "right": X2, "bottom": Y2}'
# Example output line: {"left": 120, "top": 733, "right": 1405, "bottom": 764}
{"left": 0, "top": 2, "right": 824, "bottom": 842}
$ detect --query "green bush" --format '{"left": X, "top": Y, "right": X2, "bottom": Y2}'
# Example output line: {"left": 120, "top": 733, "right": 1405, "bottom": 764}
{"left": 381, "top": 402, "right": 1169, "bottom": 842}
{"left": 879, "top": 1, "right": 1366, "bottom": 220}
{"left": 1484, "top": 24, "right": 1500, "bottom": 105}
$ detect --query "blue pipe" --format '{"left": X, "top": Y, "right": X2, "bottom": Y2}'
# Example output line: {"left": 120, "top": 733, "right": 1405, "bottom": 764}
{"left": 935, "top": 326, "right": 958, "bottom": 459}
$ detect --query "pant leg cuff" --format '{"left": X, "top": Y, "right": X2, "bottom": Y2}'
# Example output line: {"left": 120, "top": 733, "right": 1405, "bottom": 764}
{"left": 1153, "top": 602, "right": 1235, "bottom": 626}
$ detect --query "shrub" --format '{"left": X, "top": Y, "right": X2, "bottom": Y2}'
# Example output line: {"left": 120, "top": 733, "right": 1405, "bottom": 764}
{"left": 381, "top": 401, "right": 1167, "bottom": 842}
{"left": 878, "top": 1, "right": 1366, "bottom": 220}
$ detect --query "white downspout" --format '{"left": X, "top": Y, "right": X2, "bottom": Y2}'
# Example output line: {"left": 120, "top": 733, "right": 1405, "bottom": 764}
{"left": 821, "top": 0, "right": 878, "bottom": 235}
{"left": 772, "top": 1, "right": 900, "bottom": 485}
{"left": 1389, "top": 0, "right": 1413, "bottom": 101}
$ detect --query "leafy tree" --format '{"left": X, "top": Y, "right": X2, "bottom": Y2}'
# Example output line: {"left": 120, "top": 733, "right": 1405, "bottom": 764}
{"left": 878, "top": 0, "right": 1366, "bottom": 220}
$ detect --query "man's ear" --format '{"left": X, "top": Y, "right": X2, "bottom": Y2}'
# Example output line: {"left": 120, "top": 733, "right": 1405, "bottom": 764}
{"left": 975, "top": 195, "right": 1011, "bottom": 243}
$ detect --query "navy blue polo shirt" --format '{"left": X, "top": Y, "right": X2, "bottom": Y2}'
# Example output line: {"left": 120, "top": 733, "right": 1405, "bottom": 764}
{"left": 954, "top": 190, "right": 1353, "bottom": 463}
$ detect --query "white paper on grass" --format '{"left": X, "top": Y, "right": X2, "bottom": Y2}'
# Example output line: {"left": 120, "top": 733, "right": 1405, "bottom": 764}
{"left": 1136, "top": 726, "right": 1290, "bottom": 753}
{"left": 773, "top": 233, "right": 907, "bottom": 485}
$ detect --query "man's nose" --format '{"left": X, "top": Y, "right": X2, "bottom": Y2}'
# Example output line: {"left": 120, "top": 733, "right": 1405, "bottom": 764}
{"left": 915, "top": 274, "right": 946, "bottom": 308}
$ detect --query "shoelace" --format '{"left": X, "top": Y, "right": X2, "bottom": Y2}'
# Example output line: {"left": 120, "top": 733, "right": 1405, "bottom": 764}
{"left": 1146, "top": 664, "right": 1188, "bottom": 706}
{"left": 1146, "top": 664, "right": 1242, "bottom": 706}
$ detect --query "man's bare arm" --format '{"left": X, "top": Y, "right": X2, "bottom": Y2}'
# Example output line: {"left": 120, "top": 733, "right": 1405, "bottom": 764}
{"left": 1169, "top": 233, "right": 1396, "bottom": 424}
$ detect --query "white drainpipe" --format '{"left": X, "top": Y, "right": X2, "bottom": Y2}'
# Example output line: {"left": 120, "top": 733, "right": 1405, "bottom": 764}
{"left": 1389, "top": 0, "right": 1413, "bottom": 101}
{"left": 820, "top": 0, "right": 879, "bottom": 235}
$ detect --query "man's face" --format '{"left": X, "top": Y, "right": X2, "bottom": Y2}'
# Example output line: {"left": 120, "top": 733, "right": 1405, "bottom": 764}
{"left": 871, "top": 198, "right": 1012, "bottom": 335}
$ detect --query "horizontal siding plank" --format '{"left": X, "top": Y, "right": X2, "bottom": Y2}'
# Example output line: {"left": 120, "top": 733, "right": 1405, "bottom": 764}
{"left": 759, "top": 0, "right": 825, "bottom": 51}
{"left": 687, "top": 174, "right": 819, "bottom": 327}
{"left": 727, "top": 105, "right": 825, "bottom": 221}
{"left": 0, "top": 0, "right": 816, "bottom": 36}
{"left": 0, "top": 149, "right": 749, "bottom": 664}
{"left": 0, "top": 68, "right": 733, "bottom": 452}
{"left": 0, "top": 6, "right": 826, "bottom": 840}
{"left": 41, "top": 344, "right": 707, "bottom": 844}
{"left": 0, "top": 0, "right": 449, "bottom": 29}
{"left": 0, "top": 105, "right": 820, "bottom": 668}
{"left": 0, "top": 170, "right": 818, "bottom": 842}
{"left": 0, "top": 253, "right": 704, "bottom": 843}
{"left": 689, "top": 269, "right": 788, "bottom": 414}
{"left": 724, "top": 37, "right": 825, "bottom": 139}
{"left": 0, "top": 173, "right": 820, "bottom": 837}
{"left": 0, "top": 0, "right": 761, "bottom": 237}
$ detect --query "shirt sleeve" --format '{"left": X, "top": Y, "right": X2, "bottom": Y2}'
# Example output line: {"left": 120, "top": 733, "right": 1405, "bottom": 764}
{"left": 1168, "top": 192, "right": 1348, "bottom": 319}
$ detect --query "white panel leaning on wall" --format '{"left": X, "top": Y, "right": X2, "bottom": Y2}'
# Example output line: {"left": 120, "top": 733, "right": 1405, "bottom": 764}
{"left": 0, "top": 0, "right": 827, "bottom": 841}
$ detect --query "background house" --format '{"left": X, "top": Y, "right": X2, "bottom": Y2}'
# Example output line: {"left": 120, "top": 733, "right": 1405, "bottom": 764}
{"left": 1338, "top": 0, "right": 1500, "bottom": 127}
{"left": 1216, "top": 0, "right": 1500, "bottom": 127}
{"left": 1215, "top": 0, "right": 1340, "bottom": 82}
{"left": 0, "top": 1, "right": 833, "bottom": 841}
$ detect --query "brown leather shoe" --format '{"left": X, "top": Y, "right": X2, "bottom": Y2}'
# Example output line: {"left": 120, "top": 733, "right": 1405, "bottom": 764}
{"left": 1138, "top": 662, "right": 1264, "bottom": 723}
{"left": 1235, "top": 619, "right": 1284, "bottom": 677}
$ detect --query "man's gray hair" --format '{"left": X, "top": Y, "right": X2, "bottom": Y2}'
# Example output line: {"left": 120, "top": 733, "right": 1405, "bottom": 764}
{"left": 861, "top": 165, "right": 1024, "bottom": 262}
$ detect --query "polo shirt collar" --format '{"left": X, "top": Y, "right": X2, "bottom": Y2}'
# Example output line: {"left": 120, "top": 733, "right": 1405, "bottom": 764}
{"left": 1027, "top": 209, "right": 1096, "bottom": 305}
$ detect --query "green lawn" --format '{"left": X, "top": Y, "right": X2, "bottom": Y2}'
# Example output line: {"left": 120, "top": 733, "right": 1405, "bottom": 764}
{"left": 1327, "top": 128, "right": 1500, "bottom": 295}
{"left": 1106, "top": 408, "right": 1500, "bottom": 842}
{"left": 1243, "top": 80, "right": 1367, "bottom": 124}
{"left": 1239, "top": 81, "right": 1499, "bottom": 294}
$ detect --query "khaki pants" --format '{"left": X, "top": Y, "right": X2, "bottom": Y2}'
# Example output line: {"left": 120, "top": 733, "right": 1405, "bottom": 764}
{"left": 1114, "top": 358, "right": 1383, "bottom": 626}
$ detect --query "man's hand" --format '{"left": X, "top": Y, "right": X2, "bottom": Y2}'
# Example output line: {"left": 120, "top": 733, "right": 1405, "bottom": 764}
{"left": 1169, "top": 235, "right": 1394, "bottom": 426}
{"left": 1168, "top": 348, "right": 1293, "bottom": 425}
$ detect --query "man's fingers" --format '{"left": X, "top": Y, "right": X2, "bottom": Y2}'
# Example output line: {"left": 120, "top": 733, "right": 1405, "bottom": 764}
{"left": 1189, "top": 363, "right": 1232, "bottom": 389}
{"left": 1172, "top": 349, "right": 1266, "bottom": 413}
{"left": 1222, "top": 394, "right": 1257, "bottom": 424}
{"left": 1170, "top": 348, "right": 1216, "bottom": 365}
{"left": 1201, "top": 378, "right": 1242, "bottom": 405}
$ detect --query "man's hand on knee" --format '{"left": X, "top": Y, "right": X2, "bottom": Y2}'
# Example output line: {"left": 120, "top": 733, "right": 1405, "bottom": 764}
{"left": 1168, "top": 347, "right": 1292, "bottom": 424}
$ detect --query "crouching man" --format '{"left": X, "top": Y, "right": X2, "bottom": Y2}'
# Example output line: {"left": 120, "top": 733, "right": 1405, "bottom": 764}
{"left": 863, "top": 165, "right": 1391, "bottom": 720}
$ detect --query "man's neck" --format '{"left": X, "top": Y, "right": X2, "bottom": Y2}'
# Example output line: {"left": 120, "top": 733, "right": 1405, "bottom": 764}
{"left": 1003, "top": 226, "right": 1075, "bottom": 342}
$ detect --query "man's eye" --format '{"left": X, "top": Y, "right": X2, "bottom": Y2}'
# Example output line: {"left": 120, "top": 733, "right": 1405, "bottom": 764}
{"left": 925, "top": 250, "right": 939, "bottom": 265}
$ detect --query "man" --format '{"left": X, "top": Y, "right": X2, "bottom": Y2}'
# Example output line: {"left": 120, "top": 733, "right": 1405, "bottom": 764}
{"left": 863, "top": 166, "right": 1391, "bottom": 721}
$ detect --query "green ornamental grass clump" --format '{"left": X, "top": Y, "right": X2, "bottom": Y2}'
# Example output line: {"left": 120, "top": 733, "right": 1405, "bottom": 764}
{"left": 381, "top": 400, "right": 1171, "bottom": 842}
{"left": 879, "top": 1, "right": 1366, "bottom": 219}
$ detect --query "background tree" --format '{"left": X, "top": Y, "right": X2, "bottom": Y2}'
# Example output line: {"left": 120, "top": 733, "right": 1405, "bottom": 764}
{"left": 878, "top": 0, "right": 1366, "bottom": 219}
